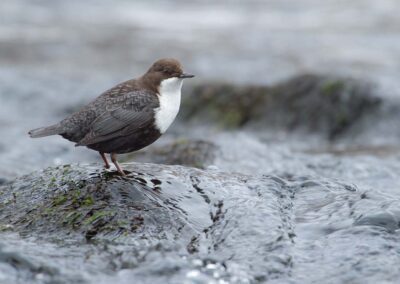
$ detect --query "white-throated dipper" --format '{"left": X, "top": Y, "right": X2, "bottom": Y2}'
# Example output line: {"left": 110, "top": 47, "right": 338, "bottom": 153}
{"left": 28, "top": 58, "right": 194, "bottom": 175}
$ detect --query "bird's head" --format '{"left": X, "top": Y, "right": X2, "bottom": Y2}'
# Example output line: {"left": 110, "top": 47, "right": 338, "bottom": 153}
{"left": 142, "top": 58, "right": 194, "bottom": 93}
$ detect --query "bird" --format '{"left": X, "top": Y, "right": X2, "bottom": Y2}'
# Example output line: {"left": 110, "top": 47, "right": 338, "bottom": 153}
{"left": 28, "top": 58, "right": 194, "bottom": 176}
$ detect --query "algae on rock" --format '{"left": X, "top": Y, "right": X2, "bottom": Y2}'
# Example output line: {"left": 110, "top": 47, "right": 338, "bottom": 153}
{"left": 181, "top": 74, "right": 381, "bottom": 140}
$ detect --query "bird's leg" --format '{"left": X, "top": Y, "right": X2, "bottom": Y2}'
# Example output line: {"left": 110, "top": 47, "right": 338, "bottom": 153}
{"left": 110, "top": 153, "right": 126, "bottom": 176}
{"left": 99, "top": 152, "right": 110, "bottom": 169}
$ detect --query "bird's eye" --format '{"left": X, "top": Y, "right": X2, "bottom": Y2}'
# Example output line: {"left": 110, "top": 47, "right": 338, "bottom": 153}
{"left": 163, "top": 69, "right": 172, "bottom": 74}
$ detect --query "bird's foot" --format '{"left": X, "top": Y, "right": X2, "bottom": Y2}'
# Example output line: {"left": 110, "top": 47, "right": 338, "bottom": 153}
{"left": 100, "top": 152, "right": 111, "bottom": 170}
{"left": 110, "top": 153, "right": 126, "bottom": 177}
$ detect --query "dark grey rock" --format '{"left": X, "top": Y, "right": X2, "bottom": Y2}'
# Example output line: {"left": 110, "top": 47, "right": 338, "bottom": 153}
{"left": 354, "top": 212, "right": 399, "bottom": 232}
{"left": 181, "top": 74, "right": 381, "bottom": 140}
{"left": 124, "top": 139, "right": 218, "bottom": 169}
{"left": 0, "top": 177, "right": 9, "bottom": 185}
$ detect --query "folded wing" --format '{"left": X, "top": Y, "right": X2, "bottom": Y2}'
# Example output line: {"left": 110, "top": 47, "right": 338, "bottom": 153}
{"left": 77, "top": 90, "right": 159, "bottom": 146}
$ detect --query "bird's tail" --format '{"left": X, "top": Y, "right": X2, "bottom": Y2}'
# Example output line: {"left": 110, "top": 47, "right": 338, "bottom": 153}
{"left": 28, "top": 124, "right": 62, "bottom": 138}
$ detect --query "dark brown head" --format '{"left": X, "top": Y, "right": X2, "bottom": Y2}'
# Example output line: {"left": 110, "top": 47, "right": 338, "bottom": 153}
{"left": 141, "top": 58, "right": 194, "bottom": 93}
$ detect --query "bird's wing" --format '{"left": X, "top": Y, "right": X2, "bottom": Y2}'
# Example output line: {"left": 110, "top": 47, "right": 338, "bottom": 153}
{"left": 76, "top": 90, "right": 159, "bottom": 146}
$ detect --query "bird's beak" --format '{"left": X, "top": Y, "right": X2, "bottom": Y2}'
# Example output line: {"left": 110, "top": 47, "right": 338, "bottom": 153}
{"left": 179, "top": 73, "right": 195, "bottom": 79}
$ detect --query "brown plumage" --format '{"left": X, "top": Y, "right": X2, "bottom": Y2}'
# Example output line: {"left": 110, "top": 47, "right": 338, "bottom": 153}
{"left": 29, "top": 58, "right": 194, "bottom": 175}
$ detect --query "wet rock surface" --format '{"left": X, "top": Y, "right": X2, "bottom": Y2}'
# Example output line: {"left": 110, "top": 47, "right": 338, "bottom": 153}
{"left": 0, "top": 163, "right": 287, "bottom": 283}
{"left": 1, "top": 163, "right": 400, "bottom": 283}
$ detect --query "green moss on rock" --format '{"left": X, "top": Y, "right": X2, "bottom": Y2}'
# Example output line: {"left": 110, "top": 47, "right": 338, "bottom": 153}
{"left": 181, "top": 74, "right": 380, "bottom": 140}
{"left": 321, "top": 80, "right": 344, "bottom": 95}
{"left": 0, "top": 164, "right": 195, "bottom": 242}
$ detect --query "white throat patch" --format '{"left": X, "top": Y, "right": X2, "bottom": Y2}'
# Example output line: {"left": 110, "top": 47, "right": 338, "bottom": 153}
{"left": 154, "top": 77, "right": 183, "bottom": 133}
